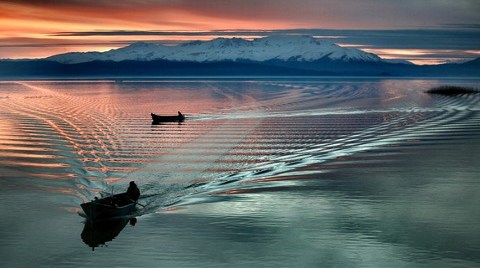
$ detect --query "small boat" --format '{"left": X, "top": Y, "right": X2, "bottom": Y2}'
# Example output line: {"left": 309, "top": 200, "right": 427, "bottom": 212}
{"left": 80, "top": 192, "right": 137, "bottom": 221}
{"left": 151, "top": 111, "right": 185, "bottom": 123}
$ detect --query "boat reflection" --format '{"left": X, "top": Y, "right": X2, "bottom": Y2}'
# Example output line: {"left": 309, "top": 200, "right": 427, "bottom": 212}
{"left": 151, "top": 120, "right": 184, "bottom": 126}
{"left": 81, "top": 217, "right": 137, "bottom": 251}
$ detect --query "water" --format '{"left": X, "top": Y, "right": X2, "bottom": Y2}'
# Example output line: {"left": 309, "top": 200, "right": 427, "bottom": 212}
{"left": 0, "top": 78, "right": 479, "bottom": 267}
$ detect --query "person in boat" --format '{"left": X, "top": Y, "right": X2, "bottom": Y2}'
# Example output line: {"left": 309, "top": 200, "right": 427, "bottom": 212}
{"left": 127, "top": 181, "right": 140, "bottom": 201}
{"left": 178, "top": 111, "right": 184, "bottom": 118}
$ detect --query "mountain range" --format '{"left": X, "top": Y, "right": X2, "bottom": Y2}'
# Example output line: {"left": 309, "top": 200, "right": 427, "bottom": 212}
{"left": 1, "top": 35, "right": 479, "bottom": 77}
{"left": 46, "top": 35, "right": 403, "bottom": 64}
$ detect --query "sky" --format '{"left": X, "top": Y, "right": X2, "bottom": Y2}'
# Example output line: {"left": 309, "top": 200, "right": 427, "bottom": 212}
{"left": 0, "top": 0, "right": 479, "bottom": 64}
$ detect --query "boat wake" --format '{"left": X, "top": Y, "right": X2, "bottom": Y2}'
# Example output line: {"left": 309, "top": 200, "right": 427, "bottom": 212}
{"left": 1, "top": 80, "right": 479, "bottom": 216}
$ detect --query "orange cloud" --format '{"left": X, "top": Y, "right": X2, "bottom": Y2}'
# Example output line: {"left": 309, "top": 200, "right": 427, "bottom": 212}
{"left": 1, "top": 1, "right": 478, "bottom": 63}
{"left": 0, "top": 1, "right": 298, "bottom": 58}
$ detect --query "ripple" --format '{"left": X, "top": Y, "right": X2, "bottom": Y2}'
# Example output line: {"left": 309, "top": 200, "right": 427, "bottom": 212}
{"left": 0, "top": 79, "right": 479, "bottom": 214}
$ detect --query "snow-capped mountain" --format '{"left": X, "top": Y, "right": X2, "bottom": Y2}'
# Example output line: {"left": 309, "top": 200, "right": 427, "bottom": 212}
{"left": 47, "top": 35, "right": 393, "bottom": 64}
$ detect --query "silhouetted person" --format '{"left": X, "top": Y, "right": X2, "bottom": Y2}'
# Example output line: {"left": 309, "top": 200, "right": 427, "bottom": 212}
{"left": 127, "top": 181, "right": 140, "bottom": 201}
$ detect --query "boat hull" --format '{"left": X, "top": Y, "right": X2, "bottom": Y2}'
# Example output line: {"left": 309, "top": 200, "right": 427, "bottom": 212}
{"left": 151, "top": 113, "right": 185, "bottom": 123}
{"left": 81, "top": 193, "right": 136, "bottom": 221}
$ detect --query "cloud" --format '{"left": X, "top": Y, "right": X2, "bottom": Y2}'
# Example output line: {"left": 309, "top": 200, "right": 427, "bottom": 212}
{"left": 51, "top": 30, "right": 272, "bottom": 37}
{"left": 50, "top": 28, "right": 480, "bottom": 50}
{"left": 3, "top": 0, "right": 480, "bottom": 30}
{"left": 1, "top": 1, "right": 479, "bottom": 63}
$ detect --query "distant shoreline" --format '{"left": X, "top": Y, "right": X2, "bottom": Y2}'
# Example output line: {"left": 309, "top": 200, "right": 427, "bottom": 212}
{"left": 0, "top": 58, "right": 479, "bottom": 79}
{"left": 2, "top": 76, "right": 480, "bottom": 82}
{"left": 426, "top": 85, "right": 480, "bottom": 95}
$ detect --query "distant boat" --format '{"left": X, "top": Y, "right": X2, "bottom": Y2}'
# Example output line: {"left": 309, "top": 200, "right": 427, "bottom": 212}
{"left": 151, "top": 111, "right": 185, "bottom": 123}
{"left": 80, "top": 192, "right": 137, "bottom": 221}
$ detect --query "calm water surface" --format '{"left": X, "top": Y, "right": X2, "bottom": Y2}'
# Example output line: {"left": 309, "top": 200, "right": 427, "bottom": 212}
{"left": 0, "top": 78, "right": 479, "bottom": 267}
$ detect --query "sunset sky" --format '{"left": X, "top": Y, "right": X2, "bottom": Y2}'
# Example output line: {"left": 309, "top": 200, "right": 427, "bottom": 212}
{"left": 1, "top": 0, "right": 479, "bottom": 64}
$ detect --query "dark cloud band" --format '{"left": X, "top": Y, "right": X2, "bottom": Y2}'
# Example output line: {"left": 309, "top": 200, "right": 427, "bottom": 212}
{"left": 51, "top": 28, "right": 480, "bottom": 50}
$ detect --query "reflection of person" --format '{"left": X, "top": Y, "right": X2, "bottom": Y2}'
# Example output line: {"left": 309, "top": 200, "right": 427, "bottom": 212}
{"left": 127, "top": 181, "right": 140, "bottom": 201}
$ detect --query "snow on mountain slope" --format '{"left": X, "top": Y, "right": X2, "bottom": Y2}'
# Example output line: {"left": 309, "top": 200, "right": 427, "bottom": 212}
{"left": 47, "top": 35, "right": 389, "bottom": 64}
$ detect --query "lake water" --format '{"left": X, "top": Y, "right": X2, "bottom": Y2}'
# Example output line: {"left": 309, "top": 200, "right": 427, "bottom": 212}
{"left": 0, "top": 78, "right": 479, "bottom": 267}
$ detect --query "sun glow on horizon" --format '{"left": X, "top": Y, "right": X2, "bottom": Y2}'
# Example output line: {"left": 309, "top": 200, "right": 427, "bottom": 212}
{"left": 362, "top": 48, "right": 480, "bottom": 65}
